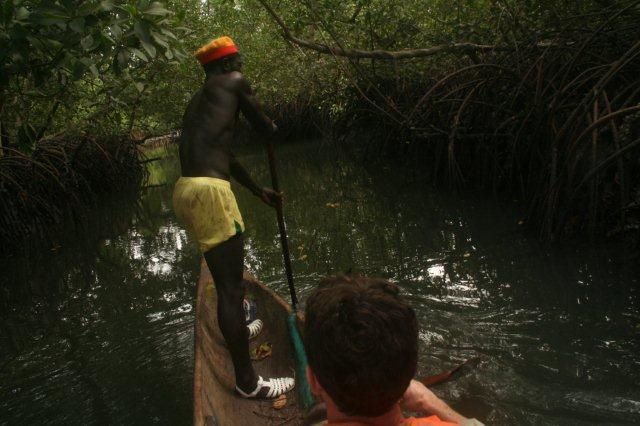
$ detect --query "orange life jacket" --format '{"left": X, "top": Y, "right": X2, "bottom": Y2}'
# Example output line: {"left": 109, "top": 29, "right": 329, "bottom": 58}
{"left": 402, "top": 415, "right": 457, "bottom": 425}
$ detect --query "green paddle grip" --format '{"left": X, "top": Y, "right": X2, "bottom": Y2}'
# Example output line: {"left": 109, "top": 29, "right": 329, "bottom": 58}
{"left": 287, "top": 313, "right": 314, "bottom": 410}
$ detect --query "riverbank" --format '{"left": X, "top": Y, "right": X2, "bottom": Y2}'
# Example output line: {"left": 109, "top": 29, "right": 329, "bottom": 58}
{"left": 0, "top": 135, "right": 149, "bottom": 255}
{"left": 259, "top": 2, "right": 640, "bottom": 246}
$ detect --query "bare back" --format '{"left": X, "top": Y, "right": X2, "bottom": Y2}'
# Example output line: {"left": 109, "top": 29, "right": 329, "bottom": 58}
{"left": 179, "top": 70, "right": 272, "bottom": 179}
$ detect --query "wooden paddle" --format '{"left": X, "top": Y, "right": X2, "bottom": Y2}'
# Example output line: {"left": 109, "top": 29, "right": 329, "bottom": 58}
{"left": 265, "top": 139, "right": 315, "bottom": 410}
{"left": 419, "top": 357, "right": 479, "bottom": 387}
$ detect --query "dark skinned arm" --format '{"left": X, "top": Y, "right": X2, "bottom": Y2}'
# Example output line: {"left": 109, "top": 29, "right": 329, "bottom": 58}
{"left": 234, "top": 73, "right": 277, "bottom": 135}
{"left": 229, "top": 154, "right": 280, "bottom": 207}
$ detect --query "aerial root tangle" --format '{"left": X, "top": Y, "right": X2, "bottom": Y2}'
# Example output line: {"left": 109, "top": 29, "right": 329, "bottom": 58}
{"left": 330, "top": 3, "right": 640, "bottom": 242}
{"left": 0, "top": 136, "right": 145, "bottom": 253}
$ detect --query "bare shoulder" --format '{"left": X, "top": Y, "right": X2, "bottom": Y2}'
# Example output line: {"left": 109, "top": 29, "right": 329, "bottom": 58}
{"left": 227, "top": 71, "right": 253, "bottom": 94}
{"left": 203, "top": 71, "right": 250, "bottom": 95}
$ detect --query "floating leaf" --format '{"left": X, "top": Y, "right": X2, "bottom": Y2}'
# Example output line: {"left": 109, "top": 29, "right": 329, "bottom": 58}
{"left": 272, "top": 394, "right": 287, "bottom": 410}
{"left": 463, "top": 252, "right": 471, "bottom": 258}
{"left": 206, "top": 284, "right": 214, "bottom": 299}
{"left": 325, "top": 202, "right": 340, "bottom": 208}
{"left": 299, "top": 254, "right": 308, "bottom": 261}
{"left": 250, "top": 342, "right": 272, "bottom": 361}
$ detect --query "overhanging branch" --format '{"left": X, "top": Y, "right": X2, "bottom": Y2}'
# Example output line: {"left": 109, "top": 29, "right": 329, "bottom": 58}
{"left": 256, "top": 0, "right": 503, "bottom": 60}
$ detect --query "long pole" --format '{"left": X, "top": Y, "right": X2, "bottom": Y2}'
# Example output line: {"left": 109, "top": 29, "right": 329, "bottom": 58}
{"left": 265, "top": 140, "right": 314, "bottom": 410}
{"left": 266, "top": 140, "right": 299, "bottom": 309}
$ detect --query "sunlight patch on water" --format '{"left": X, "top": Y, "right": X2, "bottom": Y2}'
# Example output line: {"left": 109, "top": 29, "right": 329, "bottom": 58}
{"left": 425, "top": 294, "right": 481, "bottom": 308}
{"left": 418, "top": 330, "right": 445, "bottom": 344}
{"left": 244, "top": 236, "right": 263, "bottom": 275}
{"left": 145, "top": 225, "right": 188, "bottom": 276}
{"left": 565, "top": 391, "right": 640, "bottom": 416}
{"left": 146, "top": 303, "right": 192, "bottom": 323}
{"left": 427, "top": 264, "right": 445, "bottom": 279}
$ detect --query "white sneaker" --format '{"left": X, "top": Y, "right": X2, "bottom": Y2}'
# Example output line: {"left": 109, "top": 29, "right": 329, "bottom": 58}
{"left": 247, "top": 319, "right": 263, "bottom": 340}
{"left": 235, "top": 376, "right": 295, "bottom": 399}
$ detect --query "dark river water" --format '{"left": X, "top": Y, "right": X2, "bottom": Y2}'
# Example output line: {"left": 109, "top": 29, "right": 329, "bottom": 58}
{"left": 1, "top": 141, "right": 639, "bottom": 425}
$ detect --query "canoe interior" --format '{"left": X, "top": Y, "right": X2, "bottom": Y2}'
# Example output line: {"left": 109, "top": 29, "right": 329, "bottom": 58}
{"left": 193, "top": 259, "right": 307, "bottom": 425}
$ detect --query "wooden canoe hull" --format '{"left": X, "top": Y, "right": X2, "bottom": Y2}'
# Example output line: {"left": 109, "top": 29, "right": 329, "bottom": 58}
{"left": 193, "top": 259, "right": 306, "bottom": 425}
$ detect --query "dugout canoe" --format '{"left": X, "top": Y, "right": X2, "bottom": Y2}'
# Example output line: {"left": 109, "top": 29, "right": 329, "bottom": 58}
{"left": 193, "top": 259, "right": 312, "bottom": 426}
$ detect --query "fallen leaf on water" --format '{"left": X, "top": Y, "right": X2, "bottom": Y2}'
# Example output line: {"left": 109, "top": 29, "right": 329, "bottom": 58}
{"left": 206, "top": 284, "right": 214, "bottom": 299}
{"left": 463, "top": 252, "right": 471, "bottom": 258}
{"left": 272, "top": 394, "right": 287, "bottom": 409}
{"left": 518, "top": 220, "right": 524, "bottom": 225}
{"left": 325, "top": 202, "right": 340, "bottom": 208}
{"left": 299, "top": 254, "right": 308, "bottom": 261}
{"left": 251, "top": 342, "right": 272, "bottom": 361}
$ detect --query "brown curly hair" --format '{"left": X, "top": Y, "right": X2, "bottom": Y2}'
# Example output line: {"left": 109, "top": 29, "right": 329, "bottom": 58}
{"left": 304, "top": 274, "right": 418, "bottom": 417}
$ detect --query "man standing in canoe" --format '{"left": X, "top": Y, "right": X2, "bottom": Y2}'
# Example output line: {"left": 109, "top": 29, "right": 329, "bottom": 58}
{"left": 173, "top": 36, "right": 294, "bottom": 399}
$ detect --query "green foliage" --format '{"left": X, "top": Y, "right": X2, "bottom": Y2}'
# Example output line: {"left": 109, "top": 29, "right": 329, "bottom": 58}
{"left": 2, "top": 0, "right": 629, "bottom": 149}
{"left": 0, "top": 0, "right": 188, "bottom": 151}
{"left": 3, "top": 0, "right": 638, "bottom": 242}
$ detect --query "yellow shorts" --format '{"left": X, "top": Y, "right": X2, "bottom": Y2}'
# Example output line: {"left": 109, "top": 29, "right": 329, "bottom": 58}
{"left": 172, "top": 177, "right": 245, "bottom": 252}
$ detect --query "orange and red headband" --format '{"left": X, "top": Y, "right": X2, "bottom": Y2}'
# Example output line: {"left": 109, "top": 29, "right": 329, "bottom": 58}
{"left": 194, "top": 36, "right": 239, "bottom": 65}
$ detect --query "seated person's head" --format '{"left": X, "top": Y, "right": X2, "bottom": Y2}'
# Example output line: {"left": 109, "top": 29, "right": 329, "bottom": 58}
{"left": 304, "top": 274, "right": 418, "bottom": 417}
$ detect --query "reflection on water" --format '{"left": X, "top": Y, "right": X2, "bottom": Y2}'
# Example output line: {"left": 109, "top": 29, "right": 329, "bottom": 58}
{"left": 235, "top": 142, "right": 640, "bottom": 425}
{"left": 1, "top": 141, "right": 639, "bottom": 425}
{"left": 0, "top": 145, "right": 199, "bottom": 425}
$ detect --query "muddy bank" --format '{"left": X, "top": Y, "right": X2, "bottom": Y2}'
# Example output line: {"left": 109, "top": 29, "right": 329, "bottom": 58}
{"left": 0, "top": 136, "right": 145, "bottom": 254}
